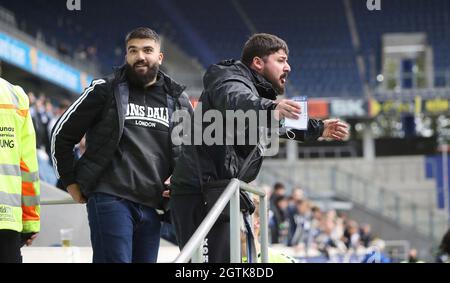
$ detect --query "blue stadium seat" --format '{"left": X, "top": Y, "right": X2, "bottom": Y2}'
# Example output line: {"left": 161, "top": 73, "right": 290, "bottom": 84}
{"left": 2, "top": 0, "right": 448, "bottom": 96}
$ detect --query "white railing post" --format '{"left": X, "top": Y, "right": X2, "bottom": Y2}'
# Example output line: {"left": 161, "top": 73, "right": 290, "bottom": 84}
{"left": 174, "top": 179, "right": 266, "bottom": 263}
{"left": 192, "top": 240, "right": 204, "bottom": 263}
{"left": 229, "top": 185, "right": 241, "bottom": 263}
{"left": 259, "top": 195, "right": 269, "bottom": 263}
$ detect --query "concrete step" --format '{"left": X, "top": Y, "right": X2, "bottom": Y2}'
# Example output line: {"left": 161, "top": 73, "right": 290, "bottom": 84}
{"left": 263, "top": 165, "right": 438, "bottom": 208}
{"left": 372, "top": 180, "right": 436, "bottom": 191}
{"left": 259, "top": 157, "right": 444, "bottom": 242}
{"left": 263, "top": 155, "right": 430, "bottom": 184}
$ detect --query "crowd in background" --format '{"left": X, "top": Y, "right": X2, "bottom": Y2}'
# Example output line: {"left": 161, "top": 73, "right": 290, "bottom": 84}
{"left": 265, "top": 182, "right": 394, "bottom": 262}
{"left": 27, "top": 90, "right": 448, "bottom": 263}
{"left": 263, "top": 181, "right": 450, "bottom": 263}
{"left": 27, "top": 91, "right": 82, "bottom": 189}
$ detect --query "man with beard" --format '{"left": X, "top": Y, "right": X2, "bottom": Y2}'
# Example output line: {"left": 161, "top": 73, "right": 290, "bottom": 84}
{"left": 51, "top": 27, "right": 193, "bottom": 263}
{"left": 170, "top": 33, "right": 349, "bottom": 262}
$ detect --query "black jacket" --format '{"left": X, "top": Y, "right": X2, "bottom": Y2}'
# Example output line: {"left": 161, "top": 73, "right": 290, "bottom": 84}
{"left": 171, "top": 60, "right": 324, "bottom": 195}
{"left": 51, "top": 66, "right": 193, "bottom": 195}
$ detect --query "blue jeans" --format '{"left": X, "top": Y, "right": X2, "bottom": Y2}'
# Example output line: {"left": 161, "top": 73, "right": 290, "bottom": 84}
{"left": 160, "top": 222, "right": 178, "bottom": 245}
{"left": 86, "top": 193, "right": 161, "bottom": 263}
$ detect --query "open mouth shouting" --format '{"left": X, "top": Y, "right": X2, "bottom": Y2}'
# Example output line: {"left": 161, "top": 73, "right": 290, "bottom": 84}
{"left": 280, "top": 73, "right": 288, "bottom": 85}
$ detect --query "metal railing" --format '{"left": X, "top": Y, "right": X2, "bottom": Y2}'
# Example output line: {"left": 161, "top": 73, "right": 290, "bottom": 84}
{"left": 264, "top": 157, "right": 429, "bottom": 184}
{"left": 39, "top": 181, "right": 76, "bottom": 206}
{"left": 330, "top": 166, "right": 448, "bottom": 242}
{"left": 40, "top": 198, "right": 75, "bottom": 205}
{"left": 40, "top": 180, "right": 269, "bottom": 263}
{"left": 259, "top": 161, "right": 447, "bottom": 243}
{"left": 173, "top": 178, "right": 269, "bottom": 263}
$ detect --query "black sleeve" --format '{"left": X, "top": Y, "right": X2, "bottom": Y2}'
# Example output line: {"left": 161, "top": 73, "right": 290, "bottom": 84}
{"left": 208, "top": 79, "right": 277, "bottom": 114}
{"left": 279, "top": 118, "right": 324, "bottom": 142}
{"left": 51, "top": 79, "right": 108, "bottom": 188}
{"left": 179, "top": 91, "right": 194, "bottom": 115}
{"left": 169, "top": 91, "right": 194, "bottom": 172}
{"left": 207, "top": 79, "right": 278, "bottom": 139}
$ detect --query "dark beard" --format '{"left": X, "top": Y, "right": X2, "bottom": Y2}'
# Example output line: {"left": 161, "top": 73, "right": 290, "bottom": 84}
{"left": 125, "top": 61, "right": 159, "bottom": 87}
{"left": 263, "top": 69, "right": 285, "bottom": 95}
{"left": 272, "top": 83, "right": 285, "bottom": 95}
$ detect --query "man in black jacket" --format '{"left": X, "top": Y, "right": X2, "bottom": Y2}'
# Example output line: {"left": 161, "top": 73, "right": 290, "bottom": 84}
{"left": 51, "top": 27, "right": 193, "bottom": 263}
{"left": 169, "top": 33, "right": 348, "bottom": 262}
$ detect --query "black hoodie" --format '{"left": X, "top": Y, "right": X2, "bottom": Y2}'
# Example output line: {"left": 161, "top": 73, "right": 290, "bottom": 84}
{"left": 171, "top": 60, "right": 324, "bottom": 195}
{"left": 51, "top": 66, "right": 193, "bottom": 206}
{"left": 96, "top": 74, "right": 173, "bottom": 208}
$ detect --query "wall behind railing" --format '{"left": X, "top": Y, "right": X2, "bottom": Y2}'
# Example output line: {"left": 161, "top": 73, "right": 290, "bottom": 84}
{"left": 35, "top": 182, "right": 91, "bottom": 247}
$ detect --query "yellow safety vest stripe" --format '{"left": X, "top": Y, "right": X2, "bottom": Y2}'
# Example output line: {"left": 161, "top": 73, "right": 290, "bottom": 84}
{"left": 0, "top": 78, "right": 40, "bottom": 233}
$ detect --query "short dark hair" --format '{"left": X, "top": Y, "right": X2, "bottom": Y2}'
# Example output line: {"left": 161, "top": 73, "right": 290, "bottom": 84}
{"left": 241, "top": 33, "right": 289, "bottom": 66}
{"left": 125, "top": 27, "right": 160, "bottom": 45}
{"left": 273, "top": 182, "right": 285, "bottom": 191}
{"left": 311, "top": 206, "right": 321, "bottom": 213}
{"left": 440, "top": 229, "right": 450, "bottom": 254}
{"left": 275, "top": 195, "right": 287, "bottom": 205}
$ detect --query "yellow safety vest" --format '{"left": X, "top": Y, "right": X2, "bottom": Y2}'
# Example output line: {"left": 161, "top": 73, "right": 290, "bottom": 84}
{"left": 0, "top": 77, "right": 40, "bottom": 233}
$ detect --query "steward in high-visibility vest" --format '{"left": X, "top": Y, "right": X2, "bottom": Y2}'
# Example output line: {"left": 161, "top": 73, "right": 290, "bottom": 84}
{"left": 0, "top": 77, "right": 40, "bottom": 263}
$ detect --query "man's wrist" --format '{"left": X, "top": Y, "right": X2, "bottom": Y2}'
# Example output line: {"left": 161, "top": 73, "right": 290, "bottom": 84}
{"left": 61, "top": 174, "right": 76, "bottom": 189}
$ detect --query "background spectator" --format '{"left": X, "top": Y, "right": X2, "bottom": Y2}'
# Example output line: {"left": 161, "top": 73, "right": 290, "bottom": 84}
{"left": 269, "top": 182, "right": 286, "bottom": 211}
{"left": 436, "top": 229, "right": 450, "bottom": 263}
{"left": 360, "top": 223, "right": 374, "bottom": 248}
{"left": 269, "top": 195, "right": 289, "bottom": 245}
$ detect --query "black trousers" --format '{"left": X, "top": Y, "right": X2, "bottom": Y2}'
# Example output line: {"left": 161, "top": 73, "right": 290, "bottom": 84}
{"left": 170, "top": 194, "right": 230, "bottom": 263}
{"left": 0, "top": 230, "right": 22, "bottom": 263}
